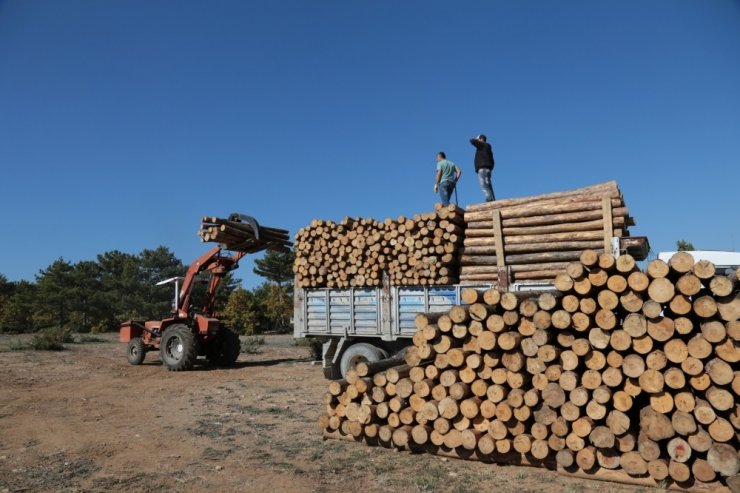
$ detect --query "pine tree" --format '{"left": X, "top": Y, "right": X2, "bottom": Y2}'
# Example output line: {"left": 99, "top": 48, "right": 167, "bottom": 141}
{"left": 253, "top": 250, "right": 295, "bottom": 288}
{"left": 35, "top": 258, "right": 75, "bottom": 328}
{"left": 676, "top": 240, "right": 695, "bottom": 251}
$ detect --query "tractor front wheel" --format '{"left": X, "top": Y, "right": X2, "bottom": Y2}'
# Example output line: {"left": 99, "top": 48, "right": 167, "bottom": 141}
{"left": 206, "top": 326, "right": 241, "bottom": 366}
{"left": 127, "top": 337, "right": 146, "bottom": 365}
{"left": 159, "top": 324, "right": 198, "bottom": 371}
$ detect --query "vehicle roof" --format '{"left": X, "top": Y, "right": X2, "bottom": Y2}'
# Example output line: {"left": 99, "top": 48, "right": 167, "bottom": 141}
{"left": 657, "top": 250, "right": 740, "bottom": 267}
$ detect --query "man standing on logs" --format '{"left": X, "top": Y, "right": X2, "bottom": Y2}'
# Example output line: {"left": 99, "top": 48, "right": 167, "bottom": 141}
{"left": 433, "top": 151, "right": 462, "bottom": 207}
{"left": 470, "top": 134, "right": 495, "bottom": 202}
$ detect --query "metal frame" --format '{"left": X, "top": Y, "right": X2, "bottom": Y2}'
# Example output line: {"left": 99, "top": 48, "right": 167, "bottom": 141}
{"left": 297, "top": 281, "right": 510, "bottom": 342}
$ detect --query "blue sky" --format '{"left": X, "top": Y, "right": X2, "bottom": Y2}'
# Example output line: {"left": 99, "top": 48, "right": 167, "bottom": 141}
{"left": 1, "top": 0, "right": 738, "bottom": 287}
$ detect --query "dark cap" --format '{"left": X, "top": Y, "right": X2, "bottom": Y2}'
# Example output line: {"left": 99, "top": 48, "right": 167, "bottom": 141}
{"left": 478, "top": 134, "right": 487, "bottom": 142}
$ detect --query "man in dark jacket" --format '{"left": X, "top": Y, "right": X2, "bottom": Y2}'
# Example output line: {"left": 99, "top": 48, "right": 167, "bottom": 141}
{"left": 470, "top": 134, "right": 495, "bottom": 201}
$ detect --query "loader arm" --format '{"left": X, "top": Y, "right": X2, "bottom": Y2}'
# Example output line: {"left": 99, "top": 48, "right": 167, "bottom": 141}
{"left": 177, "top": 247, "right": 247, "bottom": 318}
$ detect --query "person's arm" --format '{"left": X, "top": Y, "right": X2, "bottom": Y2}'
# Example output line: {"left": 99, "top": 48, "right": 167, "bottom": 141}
{"left": 434, "top": 169, "right": 442, "bottom": 192}
{"left": 470, "top": 138, "right": 483, "bottom": 149}
{"left": 455, "top": 166, "right": 462, "bottom": 182}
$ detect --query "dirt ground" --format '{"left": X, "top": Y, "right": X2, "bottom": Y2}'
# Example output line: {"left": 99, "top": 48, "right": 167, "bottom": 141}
{"left": 0, "top": 334, "right": 664, "bottom": 493}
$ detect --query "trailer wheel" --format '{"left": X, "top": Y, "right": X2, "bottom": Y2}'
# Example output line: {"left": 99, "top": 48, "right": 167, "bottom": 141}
{"left": 206, "top": 327, "right": 241, "bottom": 366}
{"left": 126, "top": 337, "right": 146, "bottom": 365}
{"left": 159, "top": 324, "right": 198, "bottom": 371}
{"left": 339, "top": 343, "right": 386, "bottom": 378}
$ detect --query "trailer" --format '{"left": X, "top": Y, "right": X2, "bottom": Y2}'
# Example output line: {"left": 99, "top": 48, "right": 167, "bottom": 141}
{"left": 294, "top": 233, "right": 649, "bottom": 379}
{"left": 293, "top": 273, "right": 550, "bottom": 379}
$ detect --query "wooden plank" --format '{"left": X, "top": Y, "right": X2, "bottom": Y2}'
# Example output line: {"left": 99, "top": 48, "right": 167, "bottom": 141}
{"left": 466, "top": 181, "right": 619, "bottom": 212}
{"left": 492, "top": 209, "right": 510, "bottom": 290}
{"left": 602, "top": 196, "right": 613, "bottom": 254}
{"left": 492, "top": 210, "right": 505, "bottom": 269}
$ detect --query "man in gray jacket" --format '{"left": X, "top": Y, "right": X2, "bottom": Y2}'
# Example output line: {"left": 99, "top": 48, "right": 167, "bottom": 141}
{"left": 470, "top": 134, "right": 495, "bottom": 202}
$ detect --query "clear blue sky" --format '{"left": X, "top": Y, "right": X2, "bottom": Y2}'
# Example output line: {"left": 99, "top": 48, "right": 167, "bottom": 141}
{"left": 1, "top": 0, "right": 738, "bottom": 287}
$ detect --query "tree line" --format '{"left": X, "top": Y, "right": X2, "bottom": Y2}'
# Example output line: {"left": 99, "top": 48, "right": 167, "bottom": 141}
{"left": 0, "top": 247, "right": 295, "bottom": 335}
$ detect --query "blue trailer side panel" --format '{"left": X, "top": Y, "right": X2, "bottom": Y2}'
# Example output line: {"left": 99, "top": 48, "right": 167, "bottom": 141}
{"left": 303, "top": 287, "right": 382, "bottom": 336}
{"left": 298, "top": 282, "right": 503, "bottom": 340}
{"left": 353, "top": 288, "right": 380, "bottom": 335}
{"left": 296, "top": 281, "right": 550, "bottom": 340}
{"left": 395, "top": 286, "right": 458, "bottom": 337}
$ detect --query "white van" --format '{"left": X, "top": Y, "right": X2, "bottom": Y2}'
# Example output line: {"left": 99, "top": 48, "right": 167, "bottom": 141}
{"left": 657, "top": 250, "right": 740, "bottom": 276}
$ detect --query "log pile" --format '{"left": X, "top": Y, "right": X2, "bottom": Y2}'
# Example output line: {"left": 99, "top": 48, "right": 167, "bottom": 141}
{"left": 320, "top": 252, "right": 739, "bottom": 491}
{"left": 460, "top": 181, "right": 639, "bottom": 286}
{"left": 293, "top": 205, "right": 465, "bottom": 288}
{"left": 199, "top": 215, "right": 292, "bottom": 253}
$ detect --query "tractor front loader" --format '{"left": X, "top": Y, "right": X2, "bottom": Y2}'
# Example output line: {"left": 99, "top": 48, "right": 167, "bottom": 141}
{"left": 119, "top": 213, "right": 289, "bottom": 371}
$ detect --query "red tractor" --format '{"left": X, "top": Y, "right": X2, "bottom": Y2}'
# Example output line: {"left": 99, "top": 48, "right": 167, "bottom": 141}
{"left": 119, "top": 213, "right": 289, "bottom": 371}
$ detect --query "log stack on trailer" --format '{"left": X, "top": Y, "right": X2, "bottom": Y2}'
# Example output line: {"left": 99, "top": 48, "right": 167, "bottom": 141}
{"left": 320, "top": 251, "right": 740, "bottom": 492}
{"left": 460, "top": 181, "right": 645, "bottom": 285}
{"left": 293, "top": 205, "right": 465, "bottom": 288}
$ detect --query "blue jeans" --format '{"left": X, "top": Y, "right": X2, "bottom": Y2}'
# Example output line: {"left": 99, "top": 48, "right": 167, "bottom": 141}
{"left": 477, "top": 169, "right": 495, "bottom": 202}
{"left": 438, "top": 180, "right": 455, "bottom": 206}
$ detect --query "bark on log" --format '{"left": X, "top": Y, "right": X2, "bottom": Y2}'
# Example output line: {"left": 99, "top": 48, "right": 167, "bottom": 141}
{"left": 466, "top": 181, "right": 620, "bottom": 212}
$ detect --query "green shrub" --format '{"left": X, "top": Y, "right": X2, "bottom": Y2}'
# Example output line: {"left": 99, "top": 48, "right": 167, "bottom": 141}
{"left": 90, "top": 321, "right": 110, "bottom": 334}
{"left": 30, "top": 327, "right": 73, "bottom": 351}
{"left": 241, "top": 335, "right": 265, "bottom": 354}
{"left": 7, "top": 339, "right": 29, "bottom": 351}
{"left": 75, "top": 335, "right": 107, "bottom": 344}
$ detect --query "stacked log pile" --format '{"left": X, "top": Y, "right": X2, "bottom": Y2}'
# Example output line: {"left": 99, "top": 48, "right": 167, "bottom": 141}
{"left": 320, "top": 251, "right": 739, "bottom": 491}
{"left": 461, "top": 181, "right": 638, "bottom": 285}
{"left": 199, "top": 215, "right": 292, "bottom": 252}
{"left": 294, "top": 205, "right": 465, "bottom": 288}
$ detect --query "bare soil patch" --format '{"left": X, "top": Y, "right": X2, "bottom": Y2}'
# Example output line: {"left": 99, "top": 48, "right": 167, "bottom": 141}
{"left": 0, "top": 334, "right": 661, "bottom": 492}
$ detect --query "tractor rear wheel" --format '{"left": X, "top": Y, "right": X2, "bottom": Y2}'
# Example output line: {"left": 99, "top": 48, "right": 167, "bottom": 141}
{"left": 206, "top": 326, "right": 241, "bottom": 366}
{"left": 127, "top": 337, "right": 146, "bottom": 365}
{"left": 159, "top": 324, "right": 198, "bottom": 371}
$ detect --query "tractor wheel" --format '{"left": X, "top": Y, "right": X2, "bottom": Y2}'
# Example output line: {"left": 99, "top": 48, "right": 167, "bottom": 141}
{"left": 159, "top": 324, "right": 198, "bottom": 371}
{"left": 206, "top": 327, "right": 241, "bottom": 366}
{"left": 339, "top": 343, "right": 387, "bottom": 378}
{"left": 126, "top": 337, "right": 146, "bottom": 365}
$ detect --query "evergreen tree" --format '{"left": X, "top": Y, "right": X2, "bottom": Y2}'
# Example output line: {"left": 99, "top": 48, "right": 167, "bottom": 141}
{"left": 0, "top": 246, "right": 242, "bottom": 333}
{"left": 68, "top": 261, "right": 106, "bottom": 332}
{"left": 214, "top": 271, "right": 240, "bottom": 310}
{"left": 676, "top": 240, "right": 695, "bottom": 251}
{"left": 0, "top": 281, "right": 36, "bottom": 333}
{"left": 0, "top": 274, "right": 13, "bottom": 298}
{"left": 0, "top": 274, "right": 12, "bottom": 331}
{"left": 35, "top": 258, "right": 75, "bottom": 328}
{"left": 253, "top": 250, "right": 295, "bottom": 288}
{"left": 137, "top": 246, "right": 186, "bottom": 318}
{"left": 97, "top": 250, "right": 141, "bottom": 321}
{"left": 253, "top": 250, "right": 295, "bottom": 332}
